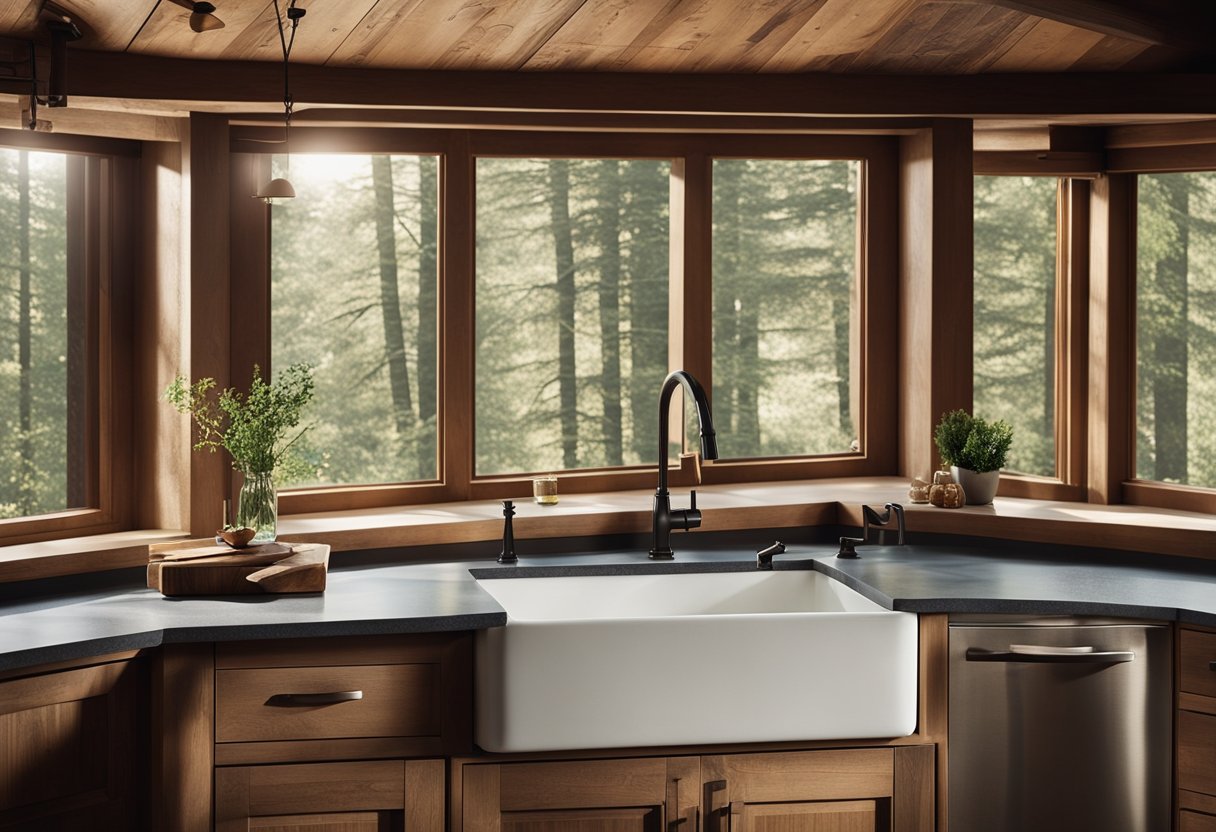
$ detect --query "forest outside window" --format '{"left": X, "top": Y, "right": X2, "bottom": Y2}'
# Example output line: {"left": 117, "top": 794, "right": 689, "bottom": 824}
{"left": 0, "top": 149, "right": 80, "bottom": 520}
{"left": 474, "top": 157, "right": 671, "bottom": 476}
{"left": 271, "top": 153, "right": 440, "bottom": 488}
{"left": 711, "top": 159, "right": 861, "bottom": 460}
{"left": 1135, "top": 172, "right": 1216, "bottom": 490}
{"left": 973, "top": 175, "right": 1059, "bottom": 479}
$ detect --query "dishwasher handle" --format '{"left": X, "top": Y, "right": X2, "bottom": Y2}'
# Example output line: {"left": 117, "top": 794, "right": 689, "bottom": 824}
{"left": 965, "top": 645, "right": 1135, "bottom": 664}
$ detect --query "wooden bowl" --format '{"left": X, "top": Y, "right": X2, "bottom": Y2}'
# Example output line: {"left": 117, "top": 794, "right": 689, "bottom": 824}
{"left": 217, "top": 527, "right": 257, "bottom": 548}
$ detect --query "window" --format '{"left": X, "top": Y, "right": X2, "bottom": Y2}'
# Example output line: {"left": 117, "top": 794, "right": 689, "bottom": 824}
{"left": 1136, "top": 172, "right": 1216, "bottom": 489}
{"left": 972, "top": 175, "right": 1059, "bottom": 478}
{"left": 474, "top": 157, "right": 671, "bottom": 476}
{"left": 271, "top": 153, "right": 440, "bottom": 487}
{"left": 0, "top": 149, "right": 77, "bottom": 520}
{"left": 711, "top": 159, "right": 860, "bottom": 459}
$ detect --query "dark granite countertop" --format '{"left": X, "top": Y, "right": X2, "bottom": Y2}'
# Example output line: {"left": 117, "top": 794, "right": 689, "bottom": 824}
{"left": 4, "top": 534, "right": 1216, "bottom": 673}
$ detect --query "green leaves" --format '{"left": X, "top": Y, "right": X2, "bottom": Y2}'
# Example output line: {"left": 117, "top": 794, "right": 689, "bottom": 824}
{"left": 165, "top": 364, "right": 315, "bottom": 476}
{"left": 934, "top": 409, "right": 1014, "bottom": 474}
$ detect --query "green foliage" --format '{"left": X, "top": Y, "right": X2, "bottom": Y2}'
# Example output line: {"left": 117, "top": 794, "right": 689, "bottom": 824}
{"left": 935, "top": 409, "right": 1014, "bottom": 473}
{"left": 166, "top": 364, "right": 314, "bottom": 476}
{"left": 973, "top": 175, "right": 1056, "bottom": 477}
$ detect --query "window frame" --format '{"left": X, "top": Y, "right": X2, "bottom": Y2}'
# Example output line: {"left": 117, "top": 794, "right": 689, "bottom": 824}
{"left": 0, "top": 133, "right": 137, "bottom": 546}
{"left": 233, "top": 128, "right": 898, "bottom": 514}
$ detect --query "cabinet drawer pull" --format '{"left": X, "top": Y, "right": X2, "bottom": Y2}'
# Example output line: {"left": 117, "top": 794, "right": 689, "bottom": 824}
{"left": 1208, "top": 660, "right": 1216, "bottom": 672}
{"left": 264, "top": 690, "right": 364, "bottom": 706}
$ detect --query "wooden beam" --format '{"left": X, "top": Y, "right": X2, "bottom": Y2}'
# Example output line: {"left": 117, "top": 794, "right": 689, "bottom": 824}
{"left": 899, "top": 120, "right": 974, "bottom": 479}
{"left": 64, "top": 49, "right": 1216, "bottom": 118}
{"left": 0, "top": 98, "right": 183, "bottom": 142}
{"left": 954, "top": 0, "right": 1208, "bottom": 48}
{"left": 1106, "top": 119, "right": 1216, "bottom": 147}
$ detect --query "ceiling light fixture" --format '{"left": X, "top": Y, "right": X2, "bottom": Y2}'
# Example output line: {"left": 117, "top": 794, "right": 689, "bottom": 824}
{"left": 255, "top": 0, "right": 305, "bottom": 204}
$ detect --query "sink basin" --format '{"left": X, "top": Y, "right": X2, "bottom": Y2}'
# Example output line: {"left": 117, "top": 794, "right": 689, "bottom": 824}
{"left": 474, "top": 569, "right": 918, "bottom": 752}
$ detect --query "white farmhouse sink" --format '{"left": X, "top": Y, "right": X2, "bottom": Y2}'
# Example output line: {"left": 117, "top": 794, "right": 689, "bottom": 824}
{"left": 474, "top": 569, "right": 918, "bottom": 752}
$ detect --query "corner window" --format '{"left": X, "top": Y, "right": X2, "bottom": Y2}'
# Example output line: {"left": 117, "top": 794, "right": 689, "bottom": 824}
{"left": 972, "top": 175, "right": 1060, "bottom": 478}
{"left": 0, "top": 150, "right": 84, "bottom": 520}
{"left": 1136, "top": 172, "right": 1216, "bottom": 488}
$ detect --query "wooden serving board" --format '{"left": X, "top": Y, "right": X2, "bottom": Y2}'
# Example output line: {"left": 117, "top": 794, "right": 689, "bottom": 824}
{"left": 147, "top": 540, "right": 330, "bottom": 597}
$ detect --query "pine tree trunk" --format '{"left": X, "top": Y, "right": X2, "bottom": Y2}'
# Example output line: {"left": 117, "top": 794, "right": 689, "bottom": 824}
{"left": 548, "top": 159, "right": 578, "bottom": 470}
{"left": 417, "top": 155, "right": 438, "bottom": 477}
{"left": 624, "top": 162, "right": 667, "bottom": 463}
{"left": 713, "top": 162, "right": 741, "bottom": 445}
{"left": 372, "top": 155, "right": 414, "bottom": 436}
{"left": 1153, "top": 175, "right": 1189, "bottom": 482}
{"left": 17, "top": 150, "right": 33, "bottom": 515}
{"left": 596, "top": 160, "right": 624, "bottom": 466}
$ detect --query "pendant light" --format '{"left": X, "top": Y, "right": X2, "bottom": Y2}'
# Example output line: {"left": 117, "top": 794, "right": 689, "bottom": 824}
{"left": 255, "top": 0, "right": 305, "bottom": 204}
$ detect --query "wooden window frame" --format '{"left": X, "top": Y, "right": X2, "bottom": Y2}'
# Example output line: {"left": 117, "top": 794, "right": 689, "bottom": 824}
{"left": 0, "top": 134, "right": 137, "bottom": 546}
{"left": 986, "top": 177, "right": 1090, "bottom": 502}
{"left": 233, "top": 128, "right": 898, "bottom": 514}
{"left": 1117, "top": 156, "right": 1216, "bottom": 514}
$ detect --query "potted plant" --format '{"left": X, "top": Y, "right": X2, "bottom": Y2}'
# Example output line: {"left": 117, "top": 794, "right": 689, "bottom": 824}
{"left": 933, "top": 409, "right": 1014, "bottom": 505}
{"left": 166, "top": 364, "right": 314, "bottom": 544}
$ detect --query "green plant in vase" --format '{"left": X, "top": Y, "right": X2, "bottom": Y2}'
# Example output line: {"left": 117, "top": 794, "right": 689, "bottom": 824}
{"left": 166, "top": 364, "right": 314, "bottom": 544}
{"left": 933, "top": 409, "right": 1014, "bottom": 505}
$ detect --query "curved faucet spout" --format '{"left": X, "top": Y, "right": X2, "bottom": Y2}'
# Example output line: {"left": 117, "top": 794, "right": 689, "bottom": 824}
{"left": 651, "top": 370, "right": 718, "bottom": 560}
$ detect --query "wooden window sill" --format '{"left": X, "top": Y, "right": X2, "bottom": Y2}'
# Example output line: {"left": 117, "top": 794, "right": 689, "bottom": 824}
{"left": 5, "top": 477, "right": 1216, "bottom": 585}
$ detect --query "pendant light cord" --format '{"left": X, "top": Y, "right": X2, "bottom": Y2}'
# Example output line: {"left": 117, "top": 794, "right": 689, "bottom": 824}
{"left": 272, "top": 0, "right": 301, "bottom": 144}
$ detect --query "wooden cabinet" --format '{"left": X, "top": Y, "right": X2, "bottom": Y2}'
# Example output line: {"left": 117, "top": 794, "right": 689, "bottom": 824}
{"left": 209, "top": 633, "right": 472, "bottom": 832}
{"left": 458, "top": 747, "right": 934, "bottom": 832}
{"left": 215, "top": 759, "right": 443, "bottom": 832}
{"left": 0, "top": 654, "right": 145, "bottom": 831}
{"left": 1179, "top": 625, "right": 1216, "bottom": 829}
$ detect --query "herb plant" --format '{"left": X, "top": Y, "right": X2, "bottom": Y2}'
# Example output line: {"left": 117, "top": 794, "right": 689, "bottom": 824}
{"left": 166, "top": 363, "right": 315, "bottom": 476}
{"left": 934, "top": 409, "right": 1014, "bottom": 474}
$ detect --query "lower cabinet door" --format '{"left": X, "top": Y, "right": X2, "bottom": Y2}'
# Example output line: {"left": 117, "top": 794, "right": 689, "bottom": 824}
{"left": 461, "top": 757, "right": 700, "bottom": 832}
{"left": 703, "top": 747, "right": 934, "bottom": 832}
{"left": 215, "top": 759, "right": 444, "bottom": 832}
{"left": 0, "top": 658, "right": 145, "bottom": 832}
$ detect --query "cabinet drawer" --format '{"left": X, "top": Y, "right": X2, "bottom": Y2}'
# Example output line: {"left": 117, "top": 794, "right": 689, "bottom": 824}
{"left": 1180, "top": 710, "right": 1216, "bottom": 796}
{"left": 1182, "top": 630, "right": 1216, "bottom": 698}
{"left": 216, "top": 664, "right": 439, "bottom": 743}
{"left": 1183, "top": 811, "right": 1216, "bottom": 832}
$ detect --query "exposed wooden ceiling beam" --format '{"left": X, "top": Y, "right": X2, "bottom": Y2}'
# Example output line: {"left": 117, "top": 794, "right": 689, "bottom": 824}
{"left": 954, "top": 0, "right": 1210, "bottom": 49}
{"left": 64, "top": 49, "right": 1216, "bottom": 119}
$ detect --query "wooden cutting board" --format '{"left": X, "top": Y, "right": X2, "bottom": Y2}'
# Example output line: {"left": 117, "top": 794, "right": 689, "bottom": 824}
{"left": 147, "top": 540, "right": 330, "bottom": 597}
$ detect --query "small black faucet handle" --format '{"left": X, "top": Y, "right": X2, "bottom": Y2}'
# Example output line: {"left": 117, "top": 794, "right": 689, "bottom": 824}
{"left": 689, "top": 490, "right": 697, "bottom": 511}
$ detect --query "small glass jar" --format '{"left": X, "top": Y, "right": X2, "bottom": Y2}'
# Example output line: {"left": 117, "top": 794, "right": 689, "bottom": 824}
{"left": 532, "top": 475, "right": 559, "bottom": 505}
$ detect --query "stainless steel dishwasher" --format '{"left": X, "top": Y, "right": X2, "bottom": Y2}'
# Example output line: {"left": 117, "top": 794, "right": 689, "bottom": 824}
{"left": 949, "top": 617, "right": 1171, "bottom": 832}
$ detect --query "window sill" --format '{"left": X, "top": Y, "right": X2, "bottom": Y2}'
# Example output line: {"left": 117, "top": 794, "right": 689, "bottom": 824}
{"left": 5, "top": 476, "right": 1216, "bottom": 585}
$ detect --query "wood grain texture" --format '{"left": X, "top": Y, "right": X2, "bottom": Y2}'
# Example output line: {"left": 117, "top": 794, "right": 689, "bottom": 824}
{"left": 1183, "top": 789, "right": 1216, "bottom": 815}
{"left": 1181, "top": 630, "right": 1216, "bottom": 699}
{"left": 1086, "top": 174, "right": 1134, "bottom": 504}
{"left": 703, "top": 749, "right": 894, "bottom": 804}
{"left": 898, "top": 121, "right": 973, "bottom": 479}
{"left": 893, "top": 746, "right": 935, "bottom": 832}
{"left": 1179, "top": 710, "right": 1216, "bottom": 796}
{"left": 151, "top": 642, "right": 213, "bottom": 832}
{"left": 0, "top": 659, "right": 143, "bottom": 831}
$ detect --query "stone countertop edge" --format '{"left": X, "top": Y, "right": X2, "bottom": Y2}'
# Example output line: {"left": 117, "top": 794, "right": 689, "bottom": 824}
{"left": 6, "top": 542, "right": 1216, "bottom": 674}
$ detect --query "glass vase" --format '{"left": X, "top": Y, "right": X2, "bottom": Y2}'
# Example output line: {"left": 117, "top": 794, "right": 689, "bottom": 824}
{"left": 237, "top": 471, "right": 277, "bottom": 544}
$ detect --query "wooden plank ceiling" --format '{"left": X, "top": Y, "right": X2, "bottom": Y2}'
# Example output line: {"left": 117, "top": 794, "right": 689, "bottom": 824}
{"left": 0, "top": 0, "right": 1202, "bottom": 74}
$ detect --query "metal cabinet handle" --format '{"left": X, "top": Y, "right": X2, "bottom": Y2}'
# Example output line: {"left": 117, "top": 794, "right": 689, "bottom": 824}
{"left": 264, "top": 690, "right": 364, "bottom": 706}
{"left": 1208, "top": 660, "right": 1216, "bottom": 672}
{"left": 966, "top": 646, "right": 1134, "bottom": 664}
